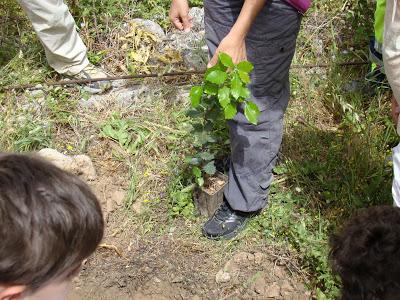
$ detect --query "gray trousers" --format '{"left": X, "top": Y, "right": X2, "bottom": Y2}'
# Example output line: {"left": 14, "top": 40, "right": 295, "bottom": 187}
{"left": 205, "top": 0, "right": 301, "bottom": 212}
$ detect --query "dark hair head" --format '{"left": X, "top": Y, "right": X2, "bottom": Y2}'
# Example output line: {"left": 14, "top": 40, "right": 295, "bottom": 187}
{"left": 330, "top": 205, "right": 400, "bottom": 300}
{"left": 0, "top": 153, "right": 104, "bottom": 290}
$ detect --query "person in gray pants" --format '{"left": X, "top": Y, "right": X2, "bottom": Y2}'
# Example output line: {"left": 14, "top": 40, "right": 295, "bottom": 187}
{"left": 170, "top": 0, "right": 303, "bottom": 239}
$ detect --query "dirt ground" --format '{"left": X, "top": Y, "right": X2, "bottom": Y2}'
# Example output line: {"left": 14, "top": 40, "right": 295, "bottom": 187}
{"left": 66, "top": 149, "right": 311, "bottom": 300}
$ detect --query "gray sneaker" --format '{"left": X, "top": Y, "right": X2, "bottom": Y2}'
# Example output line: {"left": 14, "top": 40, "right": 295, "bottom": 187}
{"left": 72, "top": 64, "right": 112, "bottom": 94}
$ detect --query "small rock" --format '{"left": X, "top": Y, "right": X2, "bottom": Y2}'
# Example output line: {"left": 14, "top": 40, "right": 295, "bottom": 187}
{"left": 280, "top": 280, "right": 294, "bottom": 296}
{"left": 265, "top": 282, "right": 281, "bottom": 298}
{"left": 37, "top": 148, "right": 97, "bottom": 181}
{"left": 143, "top": 266, "right": 152, "bottom": 273}
{"left": 192, "top": 296, "right": 201, "bottom": 300}
{"left": 112, "top": 190, "right": 125, "bottom": 206}
{"left": 117, "top": 278, "right": 127, "bottom": 288}
{"left": 273, "top": 266, "right": 286, "bottom": 280}
{"left": 254, "top": 276, "right": 266, "bottom": 294}
{"left": 106, "top": 197, "right": 115, "bottom": 214}
{"left": 292, "top": 282, "right": 306, "bottom": 293}
{"left": 29, "top": 89, "right": 45, "bottom": 99}
{"left": 313, "top": 38, "right": 324, "bottom": 55}
{"left": 254, "top": 252, "right": 264, "bottom": 265}
{"left": 223, "top": 259, "right": 239, "bottom": 275}
{"left": 215, "top": 269, "right": 231, "bottom": 283}
{"left": 233, "top": 252, "right": 253, "bottom": 264}
{"left": 73, "top": 155, "right": 97, "bottom": 181}
{"left": 153, "top": 277, "right": 162, "bottom": 283}
{"left": 132, "top": 200, "right": 144, "bottom": 214}
{"left": 171, "top": 276, "right": 184, "bottom": 283}
{"left": 37, "top": 148, "right": 73, "bottom": 170}
{"left": 132, "top": 18, "right": 166, "bottom": 40}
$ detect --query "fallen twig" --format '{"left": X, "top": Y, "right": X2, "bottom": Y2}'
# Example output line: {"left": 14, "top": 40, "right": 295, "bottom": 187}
{"left": 0, "top": 61, "right": 368, "bottom": 92}
{"left": 98, "top": 243, "right": 123, "bottom": 257}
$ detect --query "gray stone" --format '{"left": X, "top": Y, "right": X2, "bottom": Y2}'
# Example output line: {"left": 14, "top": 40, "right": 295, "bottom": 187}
{"left": 215, "top": 269, "right": 231, "bottom": 283}
{"left": 132, "top": 18, "right": 166, "bottom": 40}
{"left": 189, "top": 7, "right": 204, "bottom": 31}
{"left": 182, "top": 47, "right": 208, "bottom": 69}
{"left": 80, "top": 85, "right": 148, "bottom": 108}
{"left": 313, "top": 38, "right": 324, "bottom": 55}
{"left": 167, "top": 30, "right": 207, "bottom": 69}
{"left": 29, "top": 89, "right": 45, "bottom": 99}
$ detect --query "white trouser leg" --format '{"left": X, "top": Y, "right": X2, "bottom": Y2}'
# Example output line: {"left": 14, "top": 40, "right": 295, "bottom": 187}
{"left": 18, "top": 0, "right": 89, "bottom": 75}
{"left": 383, "top": 1, "right": 400, "bottom": 207}
{"left": 393, "top": 144, "right": 400, "bottom": 207}
{"left": 383, "top": 0, "right": 400, "bottom": 103}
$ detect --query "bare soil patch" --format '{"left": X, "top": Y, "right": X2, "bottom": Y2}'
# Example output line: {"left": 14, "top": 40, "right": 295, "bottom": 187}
{"left": 67, "top": 156, "right": 310, "bottom": 300}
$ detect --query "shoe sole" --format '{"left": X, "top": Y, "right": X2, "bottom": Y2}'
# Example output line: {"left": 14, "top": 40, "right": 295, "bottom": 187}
{"left": 202, "top": 218, "right": 249, "bottom": 241}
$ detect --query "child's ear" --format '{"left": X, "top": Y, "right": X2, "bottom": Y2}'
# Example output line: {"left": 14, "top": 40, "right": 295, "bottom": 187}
{"left": 0, "top": 285, "right": 26, "bottom": 300}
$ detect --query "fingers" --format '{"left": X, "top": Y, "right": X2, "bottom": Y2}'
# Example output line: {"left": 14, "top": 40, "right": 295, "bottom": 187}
{"left": 171, "top": 17, "right": 184, "bottom": 30}
{"left": 169, "top": 0, "right": 191, "bottom": 32}
{"left": 182, "top": 15, "right": 193, "bottom": 32}
{"left": 207, "top": 53, "right": 218, "bottom": 68}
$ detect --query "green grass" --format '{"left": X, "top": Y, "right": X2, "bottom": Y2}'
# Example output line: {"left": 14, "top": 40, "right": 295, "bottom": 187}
{"left": 1, "top": 0, "right": 398, "bottom": 298}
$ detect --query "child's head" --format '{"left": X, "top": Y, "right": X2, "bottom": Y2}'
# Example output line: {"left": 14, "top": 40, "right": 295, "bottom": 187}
{"left": 330, "top": 205, "right": 400, "bottom": 300}
{"left": 0, "top": 153, "right": 104, "bottom": 300}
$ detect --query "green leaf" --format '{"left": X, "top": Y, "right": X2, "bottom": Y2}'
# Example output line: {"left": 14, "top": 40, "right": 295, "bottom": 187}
{"left": 196, "top": 132, "right": 216, "bottom": 145}
{"left": 190, "top": 86, "right": 203, "bottom": 108}
{"left": 244, "top": 101, "right": 260, "bottom": 125}
{"left": 273, "top": 165, "right": 288, "bottom": 175}
{"left": 185, "top": 156, "right": 201, "bottom": 165}
{"left": 224, "top": 103, "right": 237, "bottom": 119}
{"left": 205, "top": 65, "right": 220, "bottom": 77}
{"left": 237, "top": 61, "right": 254, "bottom": 73}
{"left": 204, "top": 82, "right": 218, "bottom": 95}
{"left": 196, "top": 177, "right": 205, "bottom": 186}
{"left": 192, "top": 166, "right": 202, "bottom": 178}
{"left": 238, "top": 70, "right": 250, "bottom": 84}
{"left": 231, "top": 74, "right": 242, "bottom": 99}
{"left": 206, "top": 135, "right": 217, "bottom": 143}
{"left": 203, "top": 161, "right": 217, "bottom": 175}
{"left": 101, "top": 124, "right": 116, "bottom": 138}
{"left": 218, "top": 86, "right": 230, "bottom": 108}
{"left": 219, "top": 53, "right": 234, "bottom": 68}
{"left": 199, "top": 152, "right": 215, "bottom": 161}
{"left": 186, "top": 109, "right": 202, "bottom": 118}
{"left": 239, "top": 87, "right": 251, "bottom": 99}
{"left": 206, "top": 70, "right": 227, "bottom": 85}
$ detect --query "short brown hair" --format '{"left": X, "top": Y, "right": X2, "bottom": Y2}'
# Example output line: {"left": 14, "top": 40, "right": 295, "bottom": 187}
{"left": 330, "top": 206, "right": 400, "bottom": 300}
{"left": 0, "top": 153, "right": 104, "bottom": 289}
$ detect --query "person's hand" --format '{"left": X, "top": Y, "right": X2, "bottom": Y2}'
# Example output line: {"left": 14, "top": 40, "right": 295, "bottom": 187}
{"left": 392, "top": 96, "right": 400, "bottom": 125}
{"left": 208, "top": 33, "right": 246, "bottom": 68}
{"left": 169, "top": 0, "right": 192, "bottom": 32}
